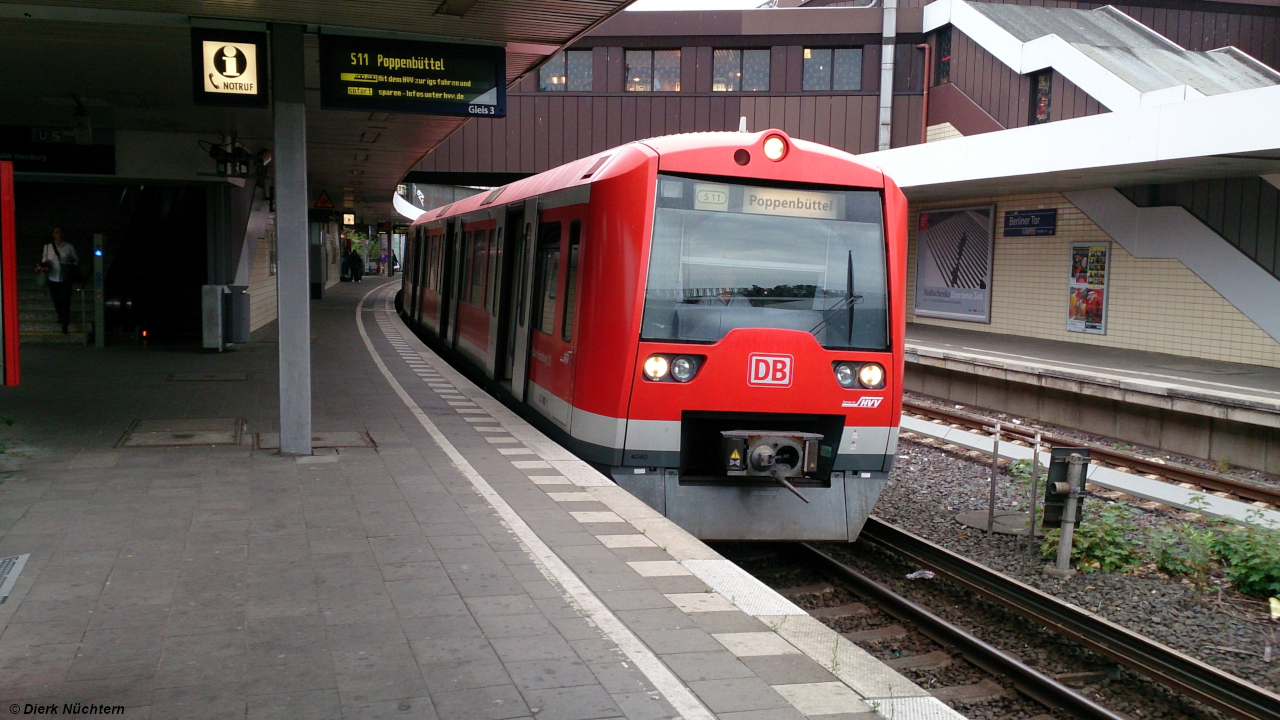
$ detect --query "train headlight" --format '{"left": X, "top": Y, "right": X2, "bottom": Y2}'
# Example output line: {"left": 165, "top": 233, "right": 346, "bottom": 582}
{"left": 643, "top": 355, "right": 670, "bottom": 380}
{"left": 763, "top": 135, "right": 788, "bottom": 161}
{"left": 858, "top": 363, "right": 885, "bottom": 389}
{"left": 670, "top": 356, "right": 698, "bottom": 383}
{"left": 834, "top": 362, "right": 858, "bottom": 388}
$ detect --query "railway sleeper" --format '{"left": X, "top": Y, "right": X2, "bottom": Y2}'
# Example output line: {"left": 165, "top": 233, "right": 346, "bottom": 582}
{"left": 842, "top": 624, "right": 908, "bottom": 643}
{"left": 809, "top": 602, "right": 871, "bottom": 618}
{"left": 928, "top": 678, "right": 1006, "bottom": 703}
{"left": 884, "top": 650, "right": 954, "bottom": 670}
{"left": 780, "top": 582, "right": 836, "bottom": 600}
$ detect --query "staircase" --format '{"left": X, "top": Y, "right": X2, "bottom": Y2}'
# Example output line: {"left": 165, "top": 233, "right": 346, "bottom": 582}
{"left": 1118, "top": 178, "right": 1280, "bottom": 282}
{"left": 17, "top": 242, "right": 88, "bottom": 344}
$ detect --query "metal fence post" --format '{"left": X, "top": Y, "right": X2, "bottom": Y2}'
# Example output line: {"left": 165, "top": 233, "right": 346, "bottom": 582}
{"left": 987, "top": 423, "right": 1001, "bottom": 536}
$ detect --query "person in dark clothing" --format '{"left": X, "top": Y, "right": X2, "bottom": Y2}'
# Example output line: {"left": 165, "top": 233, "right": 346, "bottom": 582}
{"left": 35, "top": 226, "right": 79, "bottom": 333}
{"left": 389, "top": 252, "right": 398, "bottom": 277}
{"left": 347, "top": 248, "right": 364, "bottom": 283}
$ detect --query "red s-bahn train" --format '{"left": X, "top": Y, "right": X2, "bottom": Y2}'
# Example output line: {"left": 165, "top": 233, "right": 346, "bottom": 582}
{"left": 400, "top": 129, "right": 906, "bottom": 541}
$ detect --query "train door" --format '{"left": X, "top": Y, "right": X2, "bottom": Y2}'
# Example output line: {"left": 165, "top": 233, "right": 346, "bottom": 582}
{"left": 506, "top": 198, "right": 539, "bottom": 402}
{"left": 494, "top": 205, "right": 523, "bottom": 388}
{"left": 525, "top": 212, "right": 583, "bottom": 431}
{"left": 409, "top": 227, "right": 425, "bottom": 324}
{"left": 454, "top": 219, "right": 496, "bottom": 370}
{"left": 441, "top": 220, "right": 458, "bottom": 342}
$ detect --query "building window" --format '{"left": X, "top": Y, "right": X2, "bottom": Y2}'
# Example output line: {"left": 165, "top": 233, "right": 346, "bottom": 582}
{"left": 802, "top": 48, "right": 862, "bottom": 91}
{"left": 935, "top": 27, "right": 951, "bottom": 85}
{"left": 712, "top": 49, "right": 771, "bottom": 92}
{"left": 539, "top": 50, "right": 593, "bottom": 91}
{"left": 1030, "top": 70, "right": 1052, "bottom": 124}
{"left": 626, "top": 49, "right": 681, "bottom": 92}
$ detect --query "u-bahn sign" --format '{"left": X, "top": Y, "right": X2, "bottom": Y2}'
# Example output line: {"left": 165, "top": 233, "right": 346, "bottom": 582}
{"left": 191, "top": 29, "right": 269, "bottom": 108}
{"left": 318, "top": 34, "right": 506, "bottom": 117}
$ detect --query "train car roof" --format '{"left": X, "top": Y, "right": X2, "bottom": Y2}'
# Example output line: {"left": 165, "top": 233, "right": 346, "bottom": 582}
{"left": 411, "top": 129, "right": 888, "bottom": 227}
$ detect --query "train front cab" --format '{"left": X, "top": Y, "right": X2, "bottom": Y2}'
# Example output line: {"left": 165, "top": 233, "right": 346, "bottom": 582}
{"left": 400, "top": 130, "right": 905, "bottom": 543}
{"left": 609, "top": 133, "right": 908, "bottom": 543}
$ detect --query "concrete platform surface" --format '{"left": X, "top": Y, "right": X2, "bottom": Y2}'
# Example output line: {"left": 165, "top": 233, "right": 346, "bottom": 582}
{"left": 0, "top": 279, "right": 961, "bottom": 720}
{"left": 906, "top": 323, "right": 1280, "bottom": 415}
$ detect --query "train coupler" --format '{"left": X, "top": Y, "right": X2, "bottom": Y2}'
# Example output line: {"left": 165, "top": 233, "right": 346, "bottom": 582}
{"left": 720, "top": 430, "right": 822, "bottom": 502}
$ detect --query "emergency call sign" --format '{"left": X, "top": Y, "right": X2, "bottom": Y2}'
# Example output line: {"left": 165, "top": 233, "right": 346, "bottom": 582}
{"left": 191, "top": 29, "right": 269, "bottom": 108}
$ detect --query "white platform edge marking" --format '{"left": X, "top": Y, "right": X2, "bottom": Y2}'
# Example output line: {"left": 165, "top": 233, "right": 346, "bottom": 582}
{"left": 900, "top": 415, "right": 1280, "bottom": 527}
{"left": 680, "top": 559, "right": 806, "bottom": 616}
{"left": 758, "top": 615, "right": 939, "bottom": 703}
{"left": 357, "top": 287, "right": 715, "bottom": 720}
{"left": 373, "top": 287, "right": 947, "bottom": 720}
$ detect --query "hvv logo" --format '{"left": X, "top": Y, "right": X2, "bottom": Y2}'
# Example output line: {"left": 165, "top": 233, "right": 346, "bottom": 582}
{"left": 748, "top": 354, "right": 793, "bottom": 387}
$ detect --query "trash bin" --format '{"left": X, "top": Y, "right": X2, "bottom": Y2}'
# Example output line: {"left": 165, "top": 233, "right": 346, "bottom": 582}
{"left": 225, "top": 285, "right": 250, "bottom": 344}
{"left": 202, "top": 284, "right": 227, "bottom": 350}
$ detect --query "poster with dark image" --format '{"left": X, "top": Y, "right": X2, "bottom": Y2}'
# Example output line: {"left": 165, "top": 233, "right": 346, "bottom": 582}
{"left": 913, "top": 205, "right": 995, "bottom": 322}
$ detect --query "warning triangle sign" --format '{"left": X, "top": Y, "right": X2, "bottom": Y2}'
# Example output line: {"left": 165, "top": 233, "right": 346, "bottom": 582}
{"left": 314, "top": 191, "right": 335, "bottom": 209}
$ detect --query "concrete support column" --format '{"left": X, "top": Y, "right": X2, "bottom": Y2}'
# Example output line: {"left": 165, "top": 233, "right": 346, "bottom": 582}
{"left": 877, "top": 0, "right": 898, "bottom": 151}
{"left": 272, "top": 23, "right": 312, "bottom": 456}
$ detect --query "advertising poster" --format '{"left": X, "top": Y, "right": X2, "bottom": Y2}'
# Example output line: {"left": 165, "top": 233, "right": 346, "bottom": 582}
{"left": 1067, "top": 242, "right": 1110, "bottom": 334}
{"left": 913, "top": 206, "right": 994, "bottom": 322}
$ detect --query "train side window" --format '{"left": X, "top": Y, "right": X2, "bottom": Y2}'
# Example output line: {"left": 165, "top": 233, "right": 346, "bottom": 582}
{"left": 461, "top": 231, "right": 473, "bottom": 300}
{"left": 561, "top": 221, "right": 580, "bottom": 343}
{"left": 486, "top": 228, "right": 501, "bottom": 313}
{"left": 428, "top": 234, "right": 438, "bottom": 289}
{"left": 471, "top": 230, "right": 487, "bottom": 306}
{"left": 430, "top": 233, "right": 438, "bottom": 289}
{"left": 531, "top": 221, "right": 561, "bottom": 335}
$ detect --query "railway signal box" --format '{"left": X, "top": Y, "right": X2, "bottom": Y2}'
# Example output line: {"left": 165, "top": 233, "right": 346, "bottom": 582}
{"left": 1042, "top": 447, "right": 1089, "bottom": 529}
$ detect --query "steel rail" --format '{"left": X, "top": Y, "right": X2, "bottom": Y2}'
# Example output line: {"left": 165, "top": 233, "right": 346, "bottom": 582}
{"left": 851, "top": 517, "right": 1280, "bottom": 720}
{"left": 801, "top": 542, "right": 1130, "bottom": 720}
{"left": 902, "top": 401, "right": 1280, "bottom": 506}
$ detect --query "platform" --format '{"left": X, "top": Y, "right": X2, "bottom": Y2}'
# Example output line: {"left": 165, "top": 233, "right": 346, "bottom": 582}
{"left": 905, "top": 323, "right": 1280, "bottom": 475}
{"left": 0, "top": 279, "right": 959, "bottom": 720}
{"left": 906, "top": 324, "right": 1280, "bottom": 418}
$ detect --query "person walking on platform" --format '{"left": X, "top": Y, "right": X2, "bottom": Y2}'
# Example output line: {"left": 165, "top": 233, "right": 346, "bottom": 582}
{"left": 35, "top": 226, "right": 80, "bottom": 334}
{"left": 389, "top": 252, "right": 398, "bottom": 277}
{"left": 347, "top": 247, "right": 364, "bottom": 283}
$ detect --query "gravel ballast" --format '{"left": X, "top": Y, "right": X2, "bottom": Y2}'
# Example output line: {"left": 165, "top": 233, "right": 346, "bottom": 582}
{"left": 870, "top": 434, "right": 1279, "bottom": 695}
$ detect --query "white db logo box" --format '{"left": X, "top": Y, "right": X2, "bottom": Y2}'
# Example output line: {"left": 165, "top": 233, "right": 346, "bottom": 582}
{"left": 748, "top": 354, "right": 793, "bottom": 387}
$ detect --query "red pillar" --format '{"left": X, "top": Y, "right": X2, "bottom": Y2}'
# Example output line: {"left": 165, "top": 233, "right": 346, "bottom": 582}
{"left": 1, "top": 161, "right": 17, "bottom": 386}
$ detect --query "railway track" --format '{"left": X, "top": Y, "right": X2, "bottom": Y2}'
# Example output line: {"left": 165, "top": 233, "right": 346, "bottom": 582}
{"left": 902, "top": 400, "right": 1280, "bottom": 507}
{"left": 819, "top": 518, "right": 1280, "bottom": 720}
{"left": 796, "top": 543, "right": 1129, "bottom": 720}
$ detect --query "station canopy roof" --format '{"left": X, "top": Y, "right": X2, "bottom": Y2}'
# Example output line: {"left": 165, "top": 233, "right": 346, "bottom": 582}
{"left": 967, "top": 3, "right": 1280, "bottom": 97}
{"left": 864, "top": 84, "right": 1280, "bottom": 202}
{"left": 0, "top": 0, "right": 632, "bottom": 220}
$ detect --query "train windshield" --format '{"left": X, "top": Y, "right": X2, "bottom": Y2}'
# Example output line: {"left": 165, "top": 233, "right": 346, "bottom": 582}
{"left": 642, "top": 174, "right": 888, "bottom": 349}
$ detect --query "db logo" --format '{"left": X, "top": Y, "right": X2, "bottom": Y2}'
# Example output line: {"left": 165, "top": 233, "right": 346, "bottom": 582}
{"left": 748, "top": 354, "right": 793, "bottom": 387}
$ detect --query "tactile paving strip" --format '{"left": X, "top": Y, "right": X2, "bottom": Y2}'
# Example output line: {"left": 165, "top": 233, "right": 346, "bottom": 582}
{"left": 0, "top": 554, "right": 30, "bottom": 604}
{"left": 365, "top": 286, "right": 965, "bottom": 720}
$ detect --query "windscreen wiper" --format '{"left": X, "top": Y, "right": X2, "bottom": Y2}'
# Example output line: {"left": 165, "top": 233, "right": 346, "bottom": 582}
{"left": 808, "top": 251, "right": 860, "bottom": 338}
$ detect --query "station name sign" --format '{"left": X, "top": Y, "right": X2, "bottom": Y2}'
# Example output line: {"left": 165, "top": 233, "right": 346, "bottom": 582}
{"left": 1003, "top": 208, "right": 1057, "bottom": 237}
{"left": 319, "top": 35, "right": 506, "bottom": 117}
{"left": 191, "top": 28, "right": 269, "bottom": 108}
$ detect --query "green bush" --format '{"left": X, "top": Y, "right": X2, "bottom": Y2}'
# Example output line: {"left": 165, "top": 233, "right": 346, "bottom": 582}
{"left": 1147, "top": 524, "right": 1217, "bottom": 581}
{"left": 1213, "top": 524, "right": 1280, "bottom": 598}
{"left": 1041, "top": 502, "right": 1141, "bottom": 573}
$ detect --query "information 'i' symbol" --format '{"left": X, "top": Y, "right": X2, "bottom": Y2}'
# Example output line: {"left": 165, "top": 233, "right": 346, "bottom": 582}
{"left": 215, "top": 46, "right": 246, "bottom": 78}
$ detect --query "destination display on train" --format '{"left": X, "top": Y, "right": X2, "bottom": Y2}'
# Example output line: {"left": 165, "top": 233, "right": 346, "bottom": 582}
{"left": 318, "top": 35, "right": 506, "bottom": 117}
